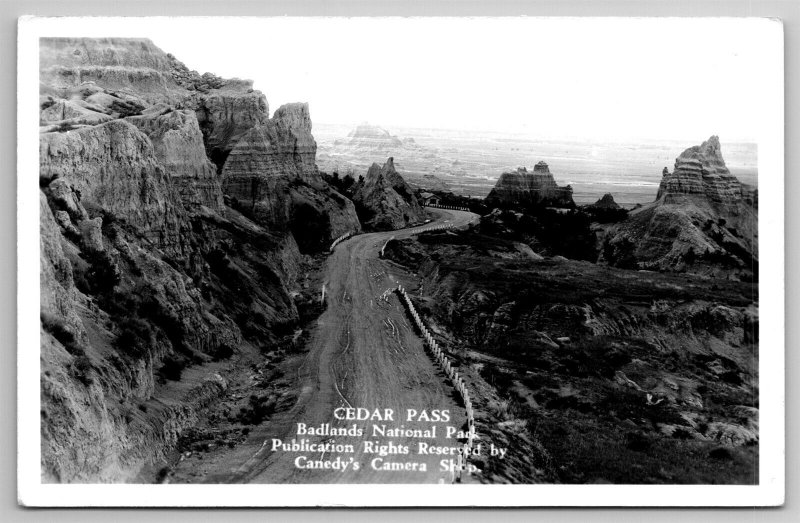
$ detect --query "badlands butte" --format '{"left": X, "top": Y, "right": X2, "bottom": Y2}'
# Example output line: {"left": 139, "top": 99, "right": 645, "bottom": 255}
{"left": 39, "top": 38, "right": 758, "bottom": 484}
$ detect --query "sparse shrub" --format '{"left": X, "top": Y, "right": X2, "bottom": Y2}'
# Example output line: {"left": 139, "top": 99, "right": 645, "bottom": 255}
{"left": 237, "top": 394, "right": 277, "bottom": 426}
{"left": 489, "top": 399, "right": 513, "bottom": 420}
{"left": 672, "top": 427, "right": 693, "bottom": 440}
{"left": 720, "top": 370, "right": 743, "bottom": 386}
{"left": 206, "top": 248, "right": 230, "bottom": 274}
{"left": 211, "top": 342, "right": 236, "bottom": 361}
{"left": 557, "top": 336, "right": 631, "bottom": 379}
{"left": 41, "top": 313, "right": 85, "bottom": 356}
{"left": 114, "top": 317, "right": 155, "bottom": 359}
{"left": 155, "top": 467, "right": 170, "bottom": 483}
{"left": 55, "top": 121, "right": 78, "bottom": 132}
{"left": 83, "top": 250, "right": 121, "bottom": 295}
{"left": 70, "top": 355, "right": 93, "bottom": 385}
{"left": 708, "top": 447, "right": 733, "bottom": 460}
{"left": 158, "top": 354, "right": 187, "bottom": 382}
{"left": 624, "top": 431, "right": 652, "bottom": 452}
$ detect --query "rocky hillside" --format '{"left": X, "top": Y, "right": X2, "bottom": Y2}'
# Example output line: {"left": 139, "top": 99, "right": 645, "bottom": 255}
{"left": 351, "top": 157, "right": 426, "bottom": 230}
{"left": 384, "top": 230, "right": 758, "bottom": 484}
{"left": 485, "top": 161, "right": 575, "bottom": 208}
{"left": 601, "top": 136, "right": 758, "bottom": 279}
{"left": 38, "top": 38, "right": 340, "bottom": 482}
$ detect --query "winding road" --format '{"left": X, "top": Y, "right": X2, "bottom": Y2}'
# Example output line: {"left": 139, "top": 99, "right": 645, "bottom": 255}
{"left": 210, "top": 208, "right": 478, "bottom": 484}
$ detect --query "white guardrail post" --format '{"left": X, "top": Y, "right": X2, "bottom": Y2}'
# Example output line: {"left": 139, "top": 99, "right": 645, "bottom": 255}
{"left": 395, "top": 284, "right": 477, "bottom": 481}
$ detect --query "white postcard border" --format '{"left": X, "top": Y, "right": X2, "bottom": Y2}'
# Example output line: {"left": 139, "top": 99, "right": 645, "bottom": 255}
{"left": 17, "top": 16, "right": 785, "bottom": 507}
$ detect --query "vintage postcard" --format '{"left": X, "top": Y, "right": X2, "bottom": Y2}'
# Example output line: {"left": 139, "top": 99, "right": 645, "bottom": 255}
{"left": 17, "top": 16, "right": 784, "bottom": 506}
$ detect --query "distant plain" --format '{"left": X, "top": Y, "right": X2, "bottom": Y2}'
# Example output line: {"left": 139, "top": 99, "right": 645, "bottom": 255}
{"left": 315, "top": 123, "right": 758, "bottom": 206}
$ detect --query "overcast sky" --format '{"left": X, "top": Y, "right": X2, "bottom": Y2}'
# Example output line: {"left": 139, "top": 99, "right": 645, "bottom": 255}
{"left": 45, "top": 17, "right": 782, "bottom": 142}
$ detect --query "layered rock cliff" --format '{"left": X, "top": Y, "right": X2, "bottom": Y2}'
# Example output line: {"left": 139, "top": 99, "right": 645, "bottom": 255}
{"left": 602, "top": 136, "right": 758, "bottom": 279}
{"left": 351, "top": 157, "right": 426, "bottom": 231}
{"left": 37, "top": 38, "right": 332, "bottom": 482}
{"left": 221, "top": 103, "right": 361, "bottom": 252}
{"left": 126, "top": 108, "right": 223, "bottom": 210}
{"left": 486, "top": 161, "right": 575, "bottom": 208}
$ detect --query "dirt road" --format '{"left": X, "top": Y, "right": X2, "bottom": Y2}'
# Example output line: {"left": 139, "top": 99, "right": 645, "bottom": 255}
{"left": 204, "top": 208, "right": 479, "bottom": 484}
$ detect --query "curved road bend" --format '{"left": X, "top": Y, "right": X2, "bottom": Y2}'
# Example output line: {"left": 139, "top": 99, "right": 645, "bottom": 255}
{"left": 218, "top": 208, "right": 478, "bottom": 484}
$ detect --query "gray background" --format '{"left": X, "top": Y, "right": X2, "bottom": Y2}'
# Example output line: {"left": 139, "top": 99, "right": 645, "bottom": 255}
{"left": 1, "top": 0, "right": 796, "bottom": 521}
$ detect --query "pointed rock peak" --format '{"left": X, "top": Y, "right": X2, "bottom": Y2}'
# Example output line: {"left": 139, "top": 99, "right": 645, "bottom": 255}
{"left": 366, "top": 162, "right": 383, "bottom": 178}
{"left": 384, "top": 157, "right": 395, "bottom": 171}
{"left": 678, "top": 135, "right": 725, "bottom": 164}
{"left": 598, "top": 193, "right": 616, "bottom": 204}
{"left": 533, "top": 161, "right": 550, "bottom": 174}
{"left": 593, "top": 193, "right": 621, "bottom": 209}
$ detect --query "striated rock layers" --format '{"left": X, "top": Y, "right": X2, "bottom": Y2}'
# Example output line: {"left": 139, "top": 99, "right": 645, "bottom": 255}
{"left": 351, "top": 157, "right": 426, "bottom": 231}
{"left": 221, "top": 103, "right": 361, "bottom": 252}
{"left": 39, "top": 37, "right": 270, "bottom": 172}
{"left": 485, "top": 161, "right": 575, "bottom": 208}
{"left": 37, "top": 38, "right": 335, "bottom": 482}
{"left": 39, "top": 119, "right": 191, "bottom": 254}
{"left": 126, "top": 108, "right": 223, "bottom": 210}
{"left": 602, "top": 136, "right": 758, "bottom": 278}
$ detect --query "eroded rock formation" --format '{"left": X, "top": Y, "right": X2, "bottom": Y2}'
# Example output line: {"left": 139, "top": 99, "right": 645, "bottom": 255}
{"left": 602, "top": 136, "right": 758, "bottom": 278}
{"left": 351, "top": 157, "right": 426, "bottom": 230}
{"left": 486, "top": 161, "right": 575, "bottom": 208}
{"left": 589, "top": 193, "right": 621, "bottom": 210}
{"left": 221, "top": 102, "right": 361, "bottom": 252}
{"left": 37, "top": 37, "right": 331, "bottom": 482}
{"left": 334, "top": 123, "right": 404, "bottom": 150}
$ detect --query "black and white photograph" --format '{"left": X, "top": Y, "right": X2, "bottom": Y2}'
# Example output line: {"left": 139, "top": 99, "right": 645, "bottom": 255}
{"left": 17, "top": 15, "right": 784, "bottom": 507}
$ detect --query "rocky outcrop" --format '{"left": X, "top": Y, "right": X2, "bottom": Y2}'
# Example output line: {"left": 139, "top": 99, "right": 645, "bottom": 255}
{"left": 334, "top": 123, "right": 404, "bottom": 150}
{"left": 588, "top": 193, "right": 621, "bottom": 210}
{"left": 486, "top": 161, "right": 575, "bottom": 208}
{"left": 40, "top": 99, "right": 114, "bottom": 127}
{"left": 222, "top": 103, "right": 361, "bottom": 252}
{"left": 39, "top": 119, "right": 190, "bottom": 254}
{"left": 39, "top": 37, "right": 270, "bottom": 170}
{"left": 126, "top": 108, "right": 223, "bottom": 210}
{"left": 40, "top": 37, "right": 188, "bottom": 105}
{"left": 351, "top": 157, "right": 426, "bottom": 231}
{"left": 37, "top": 38, "right": 329, "bottom": 482}
{"left": 657, "top": 136, "right": 756, "bottom": 206}
{"left": 194, "top": 82, "right": 270, "bottom": 171}
{"left": 602, "top": 136, "right": 758, "bottom": 279}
